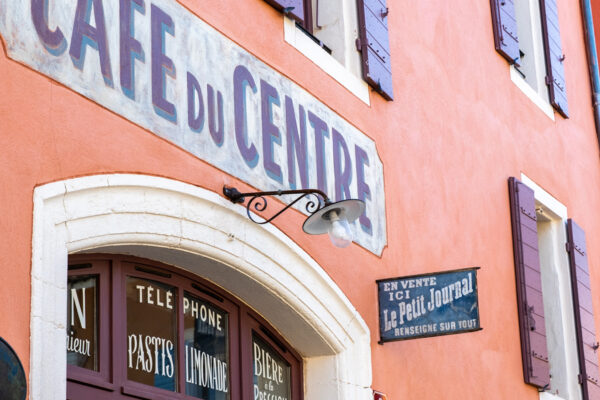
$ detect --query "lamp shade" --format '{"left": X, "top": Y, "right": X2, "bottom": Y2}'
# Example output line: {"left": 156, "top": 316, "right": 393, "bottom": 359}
{"left": 302, "top": 199, "right": 365, "bottom": 235}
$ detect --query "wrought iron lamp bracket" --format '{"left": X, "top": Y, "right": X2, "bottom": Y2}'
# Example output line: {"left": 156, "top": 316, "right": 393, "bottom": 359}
{"left": 223, "top": 186, "right": 331, "bottom": 225}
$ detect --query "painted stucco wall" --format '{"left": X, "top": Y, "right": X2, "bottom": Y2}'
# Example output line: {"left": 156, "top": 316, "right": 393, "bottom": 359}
{"left": 1, "top": 0, "right": 600, "bottom": 399}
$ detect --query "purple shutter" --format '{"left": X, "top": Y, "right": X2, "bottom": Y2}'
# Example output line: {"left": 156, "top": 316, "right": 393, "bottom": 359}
{"left": 508, "top": 177, "right": 550, "bottom": 389}
{"left": 539, "top": 0, "right": 569, "bottom": 117}
{"left": 489, "top": 0, "right": 521, "bottom": 65}
{"left": 567, "top": 220, "right": 600, "bottom": 399}
{"left": 263, "top": 0, "right": 305, "bottom": 25}
{"left": 356, "top": 0, "right": 393, "bottom": 100}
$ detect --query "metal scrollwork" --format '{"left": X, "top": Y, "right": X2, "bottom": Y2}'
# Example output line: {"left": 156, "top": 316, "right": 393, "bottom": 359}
{"left": 223, "top": 187, "right": 330, "bottom": 225}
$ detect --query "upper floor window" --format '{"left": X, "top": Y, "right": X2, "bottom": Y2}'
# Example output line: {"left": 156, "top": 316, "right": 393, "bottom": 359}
{"left": 264, "top": 0, "right": 394, "bottom": 102}
{"left": 67, "top": 255, "right": 302, "bottom": 400}
{"left": 508, "top": 176, "right": 600, "bottom": 399}
{"left": 490, "top": 0, "right": 568, "bottom": 118}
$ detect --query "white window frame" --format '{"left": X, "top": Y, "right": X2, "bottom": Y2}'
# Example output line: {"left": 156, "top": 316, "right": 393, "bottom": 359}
{"left": 283, "top": 15, "right": 370, "bottom": 105}
{"left": 521, "top": 174, "right": 581, "bottom": 400}
{"left": 510, "top": 0, "right": 555, "bottom": 121}
{"left": 30, "top": 174, "right": 373, "bottom": 400}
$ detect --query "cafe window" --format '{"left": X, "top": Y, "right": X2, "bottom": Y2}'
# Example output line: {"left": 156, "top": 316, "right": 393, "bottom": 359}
{"left": 67, "top": 255, "right": 302, "bottom": 400}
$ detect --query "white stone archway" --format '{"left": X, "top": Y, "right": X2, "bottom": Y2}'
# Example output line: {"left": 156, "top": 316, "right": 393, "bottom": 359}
{"left": 30, "top": 174, "right": 372, "bottom": 399}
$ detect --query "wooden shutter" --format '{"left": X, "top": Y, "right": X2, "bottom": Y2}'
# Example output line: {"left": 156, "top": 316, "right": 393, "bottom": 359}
{"left": 263, "top": 0, "right": 305, "bottom": 25}
{"left": 539, "top": 0, "right": 569, "bottom": 117}
{"left": 508, "top": 177, "right": 550, "bottom": 389}
{"left": 567, "top": 219, "right": 600, "bottom": 399}
{"left": 357, "top": 0, "right": 393, "bottom": 100}
{"left": 489, "top": 0, "right": 521, "bottom": 65}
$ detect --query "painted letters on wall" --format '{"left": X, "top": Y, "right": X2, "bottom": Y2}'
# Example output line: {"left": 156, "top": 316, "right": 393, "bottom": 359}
{"left": 0, "top": 0, "right": 387, "bottom": 254}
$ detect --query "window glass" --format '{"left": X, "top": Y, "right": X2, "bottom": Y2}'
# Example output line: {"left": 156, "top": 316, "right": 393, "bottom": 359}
{"left": 184, "top": 293, "right": 230, "bottom": 399}
{"left": 126, "top": 276, "right": 177, "bottom": 391}
{"left": 67, "top": 276, "right": 98, "bottom": 371}
{"left": 252, "top": 334, "right": 291, "bottom": 400}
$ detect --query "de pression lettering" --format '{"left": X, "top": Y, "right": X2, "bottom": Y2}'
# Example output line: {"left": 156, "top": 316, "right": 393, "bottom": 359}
{"left": 20, "top": 0, "right": 386, "bottom": 254}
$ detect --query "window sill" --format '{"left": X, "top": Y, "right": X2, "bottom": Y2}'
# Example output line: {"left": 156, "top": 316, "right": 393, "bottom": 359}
{"left": 510, "top": 67, "right": 555, "bottom": 121}
{"left": 539, "top": 391, "right": 567, "bottom": 400}
{"left": 283, "top": 16, "right": 370, "bottom": 105}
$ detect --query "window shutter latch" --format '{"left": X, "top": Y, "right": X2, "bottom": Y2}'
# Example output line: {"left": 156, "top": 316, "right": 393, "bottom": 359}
{"left": 381, "top": 7, "right": 389, "bottom": 18}
{"left": 566, "top": 242, "right": 571, "bottom": 253}
{"left": 527, "top": 306, "right": 536, "bottom": 331}
{"left": 355, "top": 38, "right": 362, "bottom": 52}
{"left": 579, "top": 374, "right": 584, "bottom": 384}
{"left": 592, "top": 341, "right": 600, "bottom": 352}
{"left": 282, "top": 6, "right": 296, "bottom": 15}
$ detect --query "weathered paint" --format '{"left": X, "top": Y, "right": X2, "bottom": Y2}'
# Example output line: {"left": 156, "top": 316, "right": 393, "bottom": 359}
{"left": 377, "top": 268, "right": 480, "bottom": 342}
{"left": 0, "top": 0, "right": 386, "bottom": 255}
{"left": 0, "top": 0, "right": 599, "bottom": 399}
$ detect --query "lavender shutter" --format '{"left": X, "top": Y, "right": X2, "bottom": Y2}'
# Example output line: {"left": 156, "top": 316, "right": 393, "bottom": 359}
{"left": 539, "top": 0, "right": 569, "bottom": 117}
{"left": 567, "top": 220, "right": 600, "bottom": 399}
{"left": 508, "top": 178, "right": 550, "bottom": 389}
{"left": 263, "top": 0, "right": 305, "bottom": 25}
{"left": 356, "top": 0, "right": 393, "bottom": 100}
{"left": 489, "top": 0, "right": 521, "bottom": 65}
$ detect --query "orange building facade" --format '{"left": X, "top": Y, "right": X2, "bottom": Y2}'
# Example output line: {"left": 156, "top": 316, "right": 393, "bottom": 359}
{"left": 2, "top": 0, "right": 600, "bottom": 399}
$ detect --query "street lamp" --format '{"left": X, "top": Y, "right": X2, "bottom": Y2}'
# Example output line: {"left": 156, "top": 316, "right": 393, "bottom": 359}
{"left": 223, "top": 186, "right": 365, "bottom": 248}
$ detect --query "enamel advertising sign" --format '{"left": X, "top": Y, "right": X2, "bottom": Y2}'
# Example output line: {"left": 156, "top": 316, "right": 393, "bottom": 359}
{"left": 377, "top": 268, "right": 481, "bottom": 342}
{"left": 0, "top": 0, "right": 386, "bottom": 255}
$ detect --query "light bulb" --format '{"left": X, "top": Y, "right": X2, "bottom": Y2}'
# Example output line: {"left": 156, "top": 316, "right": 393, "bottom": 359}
{"left": 327, "top": 211, "right": 353, "bottom": 248}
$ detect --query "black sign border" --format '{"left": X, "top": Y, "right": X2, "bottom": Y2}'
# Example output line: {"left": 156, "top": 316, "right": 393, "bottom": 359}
{"left": 376, "top": 267, "right": 482, "bottom": 344}
{"left": 0, "top": 336, "right": 27, "bottom": 400}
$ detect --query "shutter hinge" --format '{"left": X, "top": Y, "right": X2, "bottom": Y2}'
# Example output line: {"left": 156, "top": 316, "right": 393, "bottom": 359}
{"left": 355, "top": 38, "right": 363, "bottom": 52}
{"left": 566, "top": 242, "right": 571, "bottom": 253}
{"left": 579, "top": 374, "right": 584, "bottom": 384}
{"left": 545, "top": 75, "right": 552, "bottom": 86}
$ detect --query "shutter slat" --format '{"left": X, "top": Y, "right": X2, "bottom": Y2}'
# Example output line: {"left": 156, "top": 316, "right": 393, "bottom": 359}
{"left": 578, "top": 283, "right": 594, "bottom": 311}
{"left": 263, "top": 0, "right": 305, "bottom": 24}
{"left": 523, "top": 244, "right": 540, "bottom": 270}
{"left": 539, "top": 0, "right": 569, "bottom": 117}
{"left": 529, "top": 310, "right": 547, "bottom": 336}
{"left": 357, "top": 0, "right": 394, "bottom": 100}
{"left": 584, "top": 345, "right": 600, "bottom": 367}
{"left": 508, "top": 177, "right": 550, "bottom": 389}
{"left": 521, "top": 224, "right": 538, "bottom": 246}
{"left": 524, "top": 266, "right": 543, "bottom": 292}
{"left": 567, "top": 219, "right": 600, "bottom": 399}
{"left": 589, "top": 381, "right": 600, "bottom": 397}
{"left": 527, "top": 287, "right": 545, "bottom": 316}
{"left": 586, "top": 359, "right": 600, "bottom": 385}
{"left": 490, "top": 0, "right": 520, "bottom": 65}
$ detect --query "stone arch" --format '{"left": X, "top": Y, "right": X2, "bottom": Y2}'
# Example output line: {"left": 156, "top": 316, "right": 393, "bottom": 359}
{"left": 30, "top": 174, "right": 372, "bottom": 399}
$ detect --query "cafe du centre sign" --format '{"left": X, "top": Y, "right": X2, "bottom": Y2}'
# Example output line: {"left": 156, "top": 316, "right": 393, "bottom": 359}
{"left": 0, "top": 0, "right": 386, "bottom": 255}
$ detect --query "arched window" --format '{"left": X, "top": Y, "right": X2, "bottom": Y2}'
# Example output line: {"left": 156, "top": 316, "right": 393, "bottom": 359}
{"left": 67, "top": 254, "right": 302, "bottom": 400}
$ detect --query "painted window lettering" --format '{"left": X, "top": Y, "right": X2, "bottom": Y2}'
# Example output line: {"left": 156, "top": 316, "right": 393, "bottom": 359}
{"left": 253, "top": 335, "right": 291, "bottom": 400}
{"left": 67, "top": 276, "right": 97, "bottom": 370}
{"left": 65, "top": 256, "right": 302, "bottom": 398}
{"left": 184, "top": 293, "right": 229, "bottom": 398}
{"left": 126, "top": 277, "right": 178, "bottom": 390}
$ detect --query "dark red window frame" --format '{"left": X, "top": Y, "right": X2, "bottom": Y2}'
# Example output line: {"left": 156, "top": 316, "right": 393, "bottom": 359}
{"left": 67, "top": 254, "right": 303, "bottom": 400}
